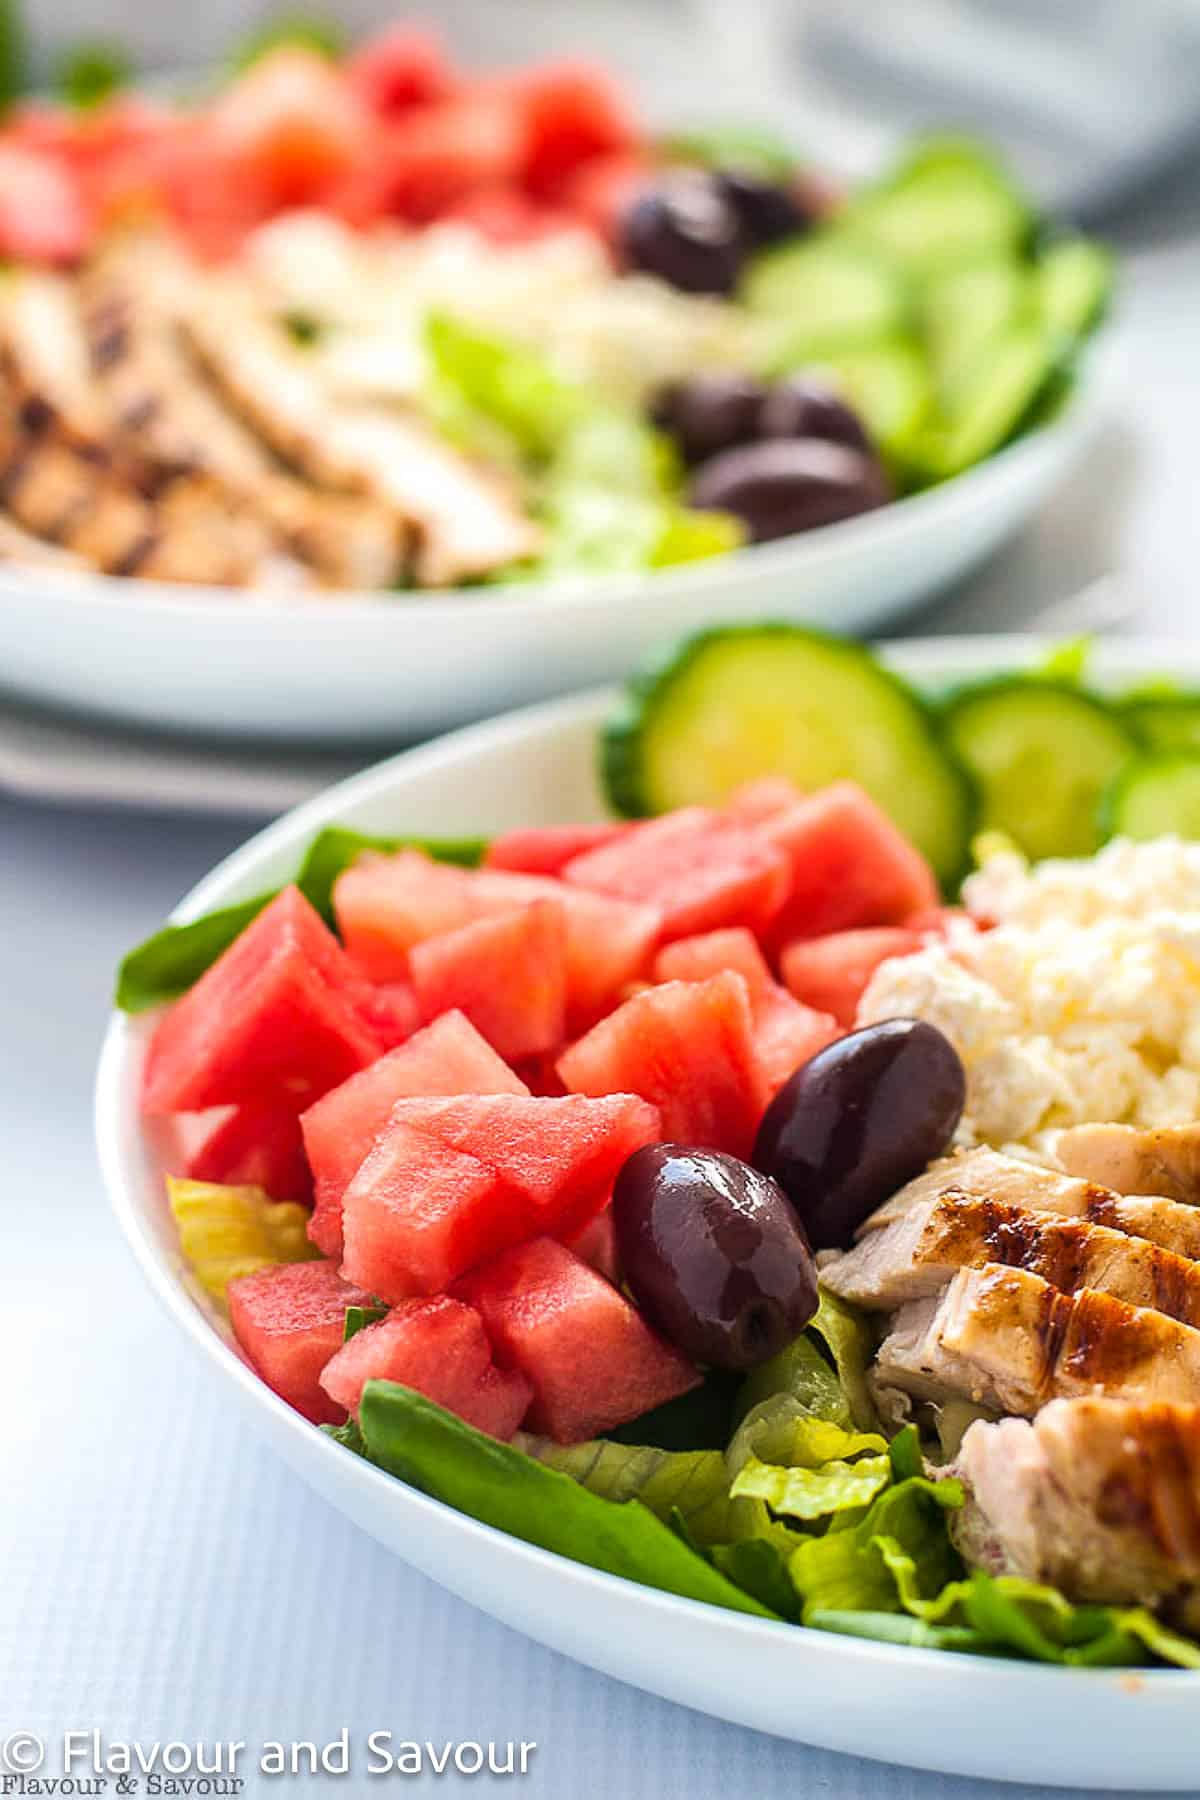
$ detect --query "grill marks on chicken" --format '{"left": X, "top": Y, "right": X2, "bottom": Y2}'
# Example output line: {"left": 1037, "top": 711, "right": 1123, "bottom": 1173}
{"left": 1056, "top": 1123, "right": 1200, "bottom": 1207}
{"left": 0, "top": 238, "right": 537, "bottom": 589}
{"left": 950, "top": 1398, "right": 1200, "bottom": 1627}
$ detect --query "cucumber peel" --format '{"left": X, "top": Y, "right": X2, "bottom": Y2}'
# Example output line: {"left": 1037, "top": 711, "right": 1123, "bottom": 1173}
{"left": 1100, "top": 752, "right": 1200, "bottom": 843}
{"left": 603, "top": 625, "right": 975, "bottom": 886}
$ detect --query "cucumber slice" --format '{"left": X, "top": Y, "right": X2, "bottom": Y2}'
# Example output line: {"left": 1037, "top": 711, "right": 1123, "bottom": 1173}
{"left": 1123, "top": 692, "right": 1200, "bottom": 755}
{"left": 843, "top": 137, "right": 1032, "bottom": 273}
{"left": 807, "top": 337, "right": 933, "bottom": 469}
{"left": 912, "top": 323, "right": 1066, "bottom": 480}
{"left": 603, "top": 626, "right": 974, "bottom": 885}
{"left": 1100, "top": 752, "right": 1200, "bottom": 842}
{"left": 941, "top": 678, "right": 1135, "bottom": 860}
{"left": 1036, "top": 237, "right": 1114, "bottom": 340}
{"left": 921, "top": 257, "right": 1030, "bottom": 389}
{"left": 744, "top": 237, "right": 909, "bottom": 359}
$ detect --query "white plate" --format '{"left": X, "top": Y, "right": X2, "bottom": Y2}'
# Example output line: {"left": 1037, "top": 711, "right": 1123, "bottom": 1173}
{"left": 7, "top": 351, "right": 1110, "bottom": 746}
{"left": 95, "top": 635, "right": 1199, "bottom": 1790}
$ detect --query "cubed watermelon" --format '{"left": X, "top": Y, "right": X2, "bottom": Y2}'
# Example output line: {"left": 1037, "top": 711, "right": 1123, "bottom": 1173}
{"left": 409, "top": 898, "right": 568, "bottom": 1061}
{"left": 558, "top": 970, "right": 764, "bottom": 1157}
{"left": 653, "top": 928, "right": 839, "bottom": 1093}
{"left": 456, "top": 1237, "right": 698, "bottom": 1442}
{"left": 758, "top": 782, "right": 938, "bottom": 944}
{"left": 187, "top": 1105, "right": 313, "bottom": 1207}
{"left": 334, "top": 850, "right": 476, "bottom": 981}
{"left": 227, "top": 1258, "right": 375, "bottom": 1425}
{"left": 723, "top": 776, "right": 805, "bottom": 824}
{"left": 508, "top": 61, "right": 638, "bottom": 198}
{"left": 373, "top": 95, "right": 524, "bottom": 223}
{"left": 346, "top": 976, "right": 422, "bottom": 1050}
{"left": 564, "top": 807, "right": 789, "bottom": 943}
{"left": 564, "top": 1208, "right": 620, "bottom": 1284}
{"left": 302, "top": 1010, "right": 528, "bottom": 1258}
{"left": 319, "top": 1295, "right": 532, "bottom": 1438}
{"left": 341, "top": 1091, "right": 660, "bottom": 1298}
{"left": 781, "top": 927, "right": 924, "bottom": 1027}
{"left": 484, "top": 821, "right": 629, "bottom": 876}
{"left": 142, "top": 886, "right": 382, "bottom": 1115}
{"left": 345, "top": 25, "right": 455, "bottom": 115}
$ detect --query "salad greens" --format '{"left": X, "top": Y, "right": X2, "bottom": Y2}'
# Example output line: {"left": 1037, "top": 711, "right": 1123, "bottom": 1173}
{"left": 55, "top": 39, "right": 133, "bottom": 109}
{"left": 425, "top": 314, "right": 743, "bottom": 580}
{"left": 327, "top": 1317, "right": 1200, "bottom": 1667}
{"left": 229, "top": 11, "right": 346, "bottom": 71}
{"left": 167, "top": 1176, "right": 319, "bottom": 1307}
{"left": 115, "top": 830, "right": 485, "bottom": 1011}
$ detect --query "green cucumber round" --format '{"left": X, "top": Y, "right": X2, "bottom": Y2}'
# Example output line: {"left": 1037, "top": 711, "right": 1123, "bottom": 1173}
{"left": 841, "top": 137, "right": 1032, "bottom": 273}
{"left": 1099, "top": 751, "right": 1200, "bottom": 842}
{"left": 744, "top": 237, "right": 910, "bottom": 359}
{"left": 940, "top": 676, "right": 1135, "bottom": 860}
{"left": 603, "top": 625, "right": 975, "bottom": 886}
{"left": 1122, "top": 691, "right": 1200, "bottom": 756}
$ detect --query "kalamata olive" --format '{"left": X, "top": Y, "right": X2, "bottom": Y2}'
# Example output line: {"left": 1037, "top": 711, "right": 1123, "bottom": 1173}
{"left": 689, "top": 437, "right": 890, "bottom": 542}
{"left": 758, "top": 375, "right": 874, "bottom": 455}
{"left": 613, "top": 1143, "right": 819, "bottom": 1369}
{"left": 715, "top": 169, "right": 812, "bottom": 247}
{"left": 753, "top": 1019, "right": 967, "bottom": 1250}
{"left": 649, "top": 371, "right": 768, "bottom": 465}
{"left": 621, "top": 174, "right": 747, "bottom": 295}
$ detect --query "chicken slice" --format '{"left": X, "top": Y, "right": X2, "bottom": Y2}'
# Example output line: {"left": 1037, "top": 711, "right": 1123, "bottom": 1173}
{"left": 178, "top": 279, "right": 541, "bottom": 585}
{"left": 1056, "top": 1124, "right": 1200, "bottom": 1206}
{"left": 0, "top": 511, "right": 86, "bottom": 571}
{"left": 822, "top": 1190, "right": 1200, "bottom": 1328}
{"left": 950, "top": 1397, "right": 1200, "bottom": 1626}
{"left": 0, "top": 270, "right": 106, "bottom": 444}
{"left": 874, "top": 1263, "right": 1200, "bottom": 1416}
{"left": 81, "top": 256, "right": 405, "bottom": 589}
{"left": 864, "top": 1147, "right": 1200, "bottom": 1261}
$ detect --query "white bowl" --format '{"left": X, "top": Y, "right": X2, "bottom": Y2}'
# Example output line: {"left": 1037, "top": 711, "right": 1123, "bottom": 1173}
{"left": 95, "top": 635, "right": 1199, "bottom": 1789}
{"left": 7, "top": 354, "right": 1110, "bottom": 745}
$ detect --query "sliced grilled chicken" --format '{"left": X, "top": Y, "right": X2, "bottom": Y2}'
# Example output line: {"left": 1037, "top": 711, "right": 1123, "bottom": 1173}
{"left": 179, "top": 280, "right": 541, "bottom": 584}
{"left": 874, "top": 1263, "right": 1200, "bottom": 1416}
{"left": 81, "top": 256, "right": 405, "bottom": 589}
{"left": 1057, "top": 1124, "right": 1200, "bottom": 1206}
{"left": 0, "top": 511, "right": 86, "bottom": 570}
{"left": 0, "top": 270, "right": 107, "bottom": 445}
{"left": 822, "top": 1190, "right": 1200, "bottom": 1329}
{"left": 950, "top": 1397, "right": 1200, "bottom": 1625}
{"left": 865, "top": 1147, "right": 1200, "bottom": 1261}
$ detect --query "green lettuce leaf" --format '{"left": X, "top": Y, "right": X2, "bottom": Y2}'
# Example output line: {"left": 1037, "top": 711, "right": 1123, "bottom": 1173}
{"left": 711, "top": 1538, "right": 802, "bottom": 1621}
{"left": 806, "top": 1609, "right": 992, "bottom": 1653}
{"left": 355, "top": 1382, "right": 776, "bottom": 1619}
{"left": 515, "top": 1436, "right": 747, "bottom": 1548}
{"left": 343, "top": 1304, "right": 388, "bottom": 1343}
{"left": 426, "top": 313, "right": 588, "bottom": 464}
{"left": 114, "top": 829, "right": 487, "bottom": 1010}
{"left": 789, "top": 1475, "right": 964, "bottom": 1617}
{"left": 733, "top": 1328, "right": 853, "bottom": 1431}
{"left": 732, "top": 1449, "right": 891, "bottom": 1521}
{"left": 604, "top": 1369, "right": 742, "bottom": 1452}
{"left": 807, "top": 1288, "right": 880, "bottom": 1431}
{"left": 56, "top": 39, "right": 132, "bottom": 108}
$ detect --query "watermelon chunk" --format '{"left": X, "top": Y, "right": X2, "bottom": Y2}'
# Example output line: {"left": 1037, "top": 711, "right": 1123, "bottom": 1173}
{"left": 319, "top": 1295, "right": 532, "bottom": 1438}
{"left": 142, "top": 886, "right": 382, "bottom": 1115}
{"left": 723, "top": 776, "right": 805, "bottom": 824}
{"left": 187, "top": 1105, "right": 313, "bottom": 1207}
{"left": 345, "top": 25, "right": 455, "bottom": 115}
{"left": 781, "top": 927, "right": 924, "bottom": 1027}
{"left": 302, "top": 1010, "right": 528, "bottom": 1258}
{"left": 334, "top": 850, "right": 476, "bottom": 982}
{"left": 558, "top": 970, "right": 764, "bottom": 1157}
{"left": 758, "top": 782, "right": 938, "bottom": 944}
{"left": 456, "top": 1237, "right": 698, "bottom": 1442}
{"left": 484, "top": 821, "right": 629, "bottom": 876}
{"left": 409, "top": 898, "right": 568, "bottom": 1060}
{"left": 345, "top": 975, "right": 422, "bottom": 1050}
{"left": 341, "top": 1091, "right": 660, "bottom": 1298}
{"left": 653, "top": 928, "right": 838, "bottom": 1094}
{"left": 227, "top": 1259, "right": 374, "bottom": 1425}
{"left": 209, "top": 48, "right": 371, "bottom": 210}
{"left": 565, "top": 1208, "right": 620, "bottom": 1284}
{"left": 508, "top": 61, "right": 639, "bottom": 198}
{"left": 564, "top": 807, "right": 789, "bottom": 943}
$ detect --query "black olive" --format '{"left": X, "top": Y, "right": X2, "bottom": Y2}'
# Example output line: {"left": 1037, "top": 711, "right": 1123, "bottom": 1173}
{"left": 689, "top": 437, "right": 890, "bottom": 542}
{"left": 758, "top": 375, "right": 874, "bottom": 455}
{"left": 613, "top": 1143, "right": 819, "bottom": 1369}
{"left": 753, "top": 1019, "right": 967, "bottom": 1249}
{"left": 715, "top": 168, "right": 813, "bottom": 247}
{"left": 621, "top": 173, "right": 747, "bottom": 295}
{"left": 649, "top": 372, "right": 768, "bottom": 465}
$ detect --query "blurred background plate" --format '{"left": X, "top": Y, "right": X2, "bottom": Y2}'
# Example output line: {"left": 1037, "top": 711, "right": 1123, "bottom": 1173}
{"left": 0, "top": 353, "right": 1107, "bottom": 746}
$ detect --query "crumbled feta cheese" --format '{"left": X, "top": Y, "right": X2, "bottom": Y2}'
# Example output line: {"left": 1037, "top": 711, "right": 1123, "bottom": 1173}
{"left": 859, "top": 838, "right": 1200, "bottom": 1158}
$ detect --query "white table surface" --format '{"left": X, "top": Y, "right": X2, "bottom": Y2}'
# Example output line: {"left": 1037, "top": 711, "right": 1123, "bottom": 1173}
{"left": 5, "top": 182, "right": 1200, "bottom": 1800}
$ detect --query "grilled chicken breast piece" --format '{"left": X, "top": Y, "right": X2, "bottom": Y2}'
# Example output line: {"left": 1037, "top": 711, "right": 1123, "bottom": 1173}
{"left": 950, "top": 1397, "right": 1200, "bottom": 1625}
{"left": 0, "top": 270, "right": 106, "bottom": 444}
{"left": 81, "top": 254, "right": 405, "bottom": 589}
{"left": 874, "top": 1263, "right": 1200, "bottom": 1416}
{"left": 179, "top": 279, "right": 541, "bottom": 584}
{"left": 865, "top": 1147, "right": 1200, "bottom": 1262}
{"left": 822, "top": 1191, "right": 1200, "bottom": 1329}
{"left": 0, "top": 511, "right": 86, "bottom": 570}
{"left": 1056, "top": 1124, "right": 1200, "bottom": 1206}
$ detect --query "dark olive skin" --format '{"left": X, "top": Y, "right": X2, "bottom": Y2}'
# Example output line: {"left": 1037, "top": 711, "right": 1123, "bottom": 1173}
{"left": 613, "top": 1143, "right": 819, "bottom": 1369}
{"left": 689, "top": 437, "right": 890, "bottom": 542}
{"left": 715, "top": 169, "right": 813, "bottom": 247}
{"left": 758, "top": 375, "right": 874, "bottom": 456}
{"left": 621, "top": 174, "right": 747, "bottom": 295}
{"left": 650, "top": 372, "right": 768, "bottom": 465}
{"left": 753, "top": 1019, "right": 967, "bottom": 1250}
